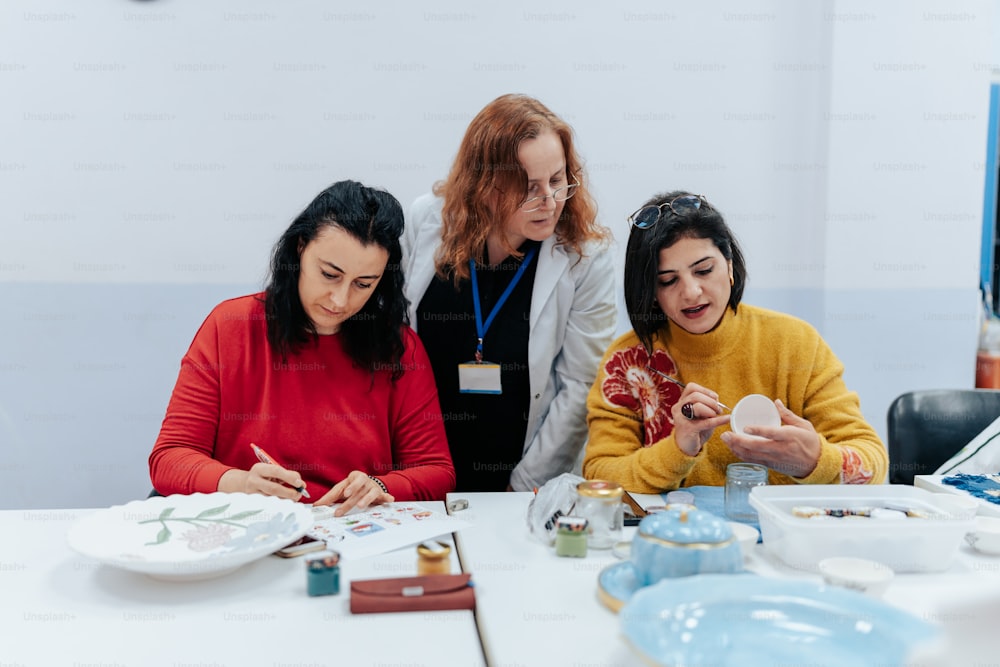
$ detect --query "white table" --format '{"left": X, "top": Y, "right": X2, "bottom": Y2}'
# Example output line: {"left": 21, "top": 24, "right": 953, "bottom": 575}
{"left": 451, "top": 491, "right": 1000, "bottom": 667}
{"left": 451, "top": 492, "right": 635, "bottom": 667}
{"left": 11, "top": 494, "right": 1000, "bottom": 666}
{"left": 3, "top": 503, "right": 485, "bottom": 667}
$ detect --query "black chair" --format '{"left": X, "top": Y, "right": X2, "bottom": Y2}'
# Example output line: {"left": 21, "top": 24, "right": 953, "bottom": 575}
{"left": 886, "top": 389, "right": 1000, "bottom": 485}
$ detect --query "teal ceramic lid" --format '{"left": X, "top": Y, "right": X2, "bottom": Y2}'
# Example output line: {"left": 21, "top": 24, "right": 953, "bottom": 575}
{"left": 637, "top": 507, "right": 733, "bottom": 544}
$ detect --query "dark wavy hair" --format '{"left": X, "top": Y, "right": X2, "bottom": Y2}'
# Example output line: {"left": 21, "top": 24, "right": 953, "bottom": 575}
{"left": 624, "top": 191, "right": 747, "bottom": 352}
{"left": 263, "top": 180, "right": 408, "bottom": 378}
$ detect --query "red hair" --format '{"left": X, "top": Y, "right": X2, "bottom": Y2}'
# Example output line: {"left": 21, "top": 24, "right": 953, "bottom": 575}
{"left": 433, "top": 94, "right": 607, "bottom": 282}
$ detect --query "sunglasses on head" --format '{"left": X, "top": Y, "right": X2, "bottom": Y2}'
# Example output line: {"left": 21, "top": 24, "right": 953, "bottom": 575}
{"left": 627, "top": 194, "right": 707, "bottom": 230}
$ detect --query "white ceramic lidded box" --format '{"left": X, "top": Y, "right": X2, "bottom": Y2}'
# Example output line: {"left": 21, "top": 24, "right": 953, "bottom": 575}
{"left": 748, "top": 485, "right": 977, "bottom": 573}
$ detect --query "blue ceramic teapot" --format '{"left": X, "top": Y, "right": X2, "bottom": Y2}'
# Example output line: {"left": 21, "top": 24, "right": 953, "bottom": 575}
{"left": 631, "top": 506, "right": 743, "bottom": 586}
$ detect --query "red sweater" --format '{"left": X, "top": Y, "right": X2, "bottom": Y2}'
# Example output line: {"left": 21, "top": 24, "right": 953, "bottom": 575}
{"left": 149, "top": 294, "right": 455, "bottom": 500}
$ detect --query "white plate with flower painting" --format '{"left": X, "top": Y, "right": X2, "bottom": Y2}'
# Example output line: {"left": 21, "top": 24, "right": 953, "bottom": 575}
{"left": 67, "top": 492, "right": 312, "bottom": 581}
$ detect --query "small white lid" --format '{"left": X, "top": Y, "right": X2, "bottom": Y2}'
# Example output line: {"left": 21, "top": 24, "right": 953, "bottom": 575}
{"left": 730, "top": 394, "right": 780, "bottom": 436}
{"left": 818, "top": 556, "right": 894, "bottom": 595}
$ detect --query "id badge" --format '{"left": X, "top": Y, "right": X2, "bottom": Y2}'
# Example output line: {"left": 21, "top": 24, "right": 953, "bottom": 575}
{"left": 458, "top": 362, "right": 502, "bottom": 394}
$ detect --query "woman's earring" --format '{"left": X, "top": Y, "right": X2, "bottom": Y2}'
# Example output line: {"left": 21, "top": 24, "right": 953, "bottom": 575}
{"left": 730, "top": 275, "right": 734, "bottom": 286}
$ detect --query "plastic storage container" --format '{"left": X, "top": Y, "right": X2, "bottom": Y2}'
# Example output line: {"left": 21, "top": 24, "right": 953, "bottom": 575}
{"left": 749, "top": 485, "right": 976, "bottom": 573}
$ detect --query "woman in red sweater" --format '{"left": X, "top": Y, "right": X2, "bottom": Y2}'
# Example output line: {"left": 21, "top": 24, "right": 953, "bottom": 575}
{"left": 150, "top": 180, "right": 456, "bottom": 513}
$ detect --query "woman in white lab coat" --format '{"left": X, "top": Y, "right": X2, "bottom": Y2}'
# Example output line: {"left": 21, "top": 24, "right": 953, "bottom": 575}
{"left": 402, "top": 94, "right": 616, "bottom": 492}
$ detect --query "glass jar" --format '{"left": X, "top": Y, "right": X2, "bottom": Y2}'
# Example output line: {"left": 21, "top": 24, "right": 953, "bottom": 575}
{"left": 554, "top": 516, "right": 589, "bottom": 558}
{"left": 416, "top": 540, "right": 452, "bottom": 576}
{"left": 575, "top": 480, "right": 624, "bottom": 549}
{"left": 724, "top": 463, "right": 768, "bottom": 522}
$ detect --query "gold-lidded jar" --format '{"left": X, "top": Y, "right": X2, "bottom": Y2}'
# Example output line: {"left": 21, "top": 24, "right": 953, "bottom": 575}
{"left": 576, "top": 480, "right": 624, "bottom": 549}
{"left": 416, "top": 540, "right": 452, "bottom": 576}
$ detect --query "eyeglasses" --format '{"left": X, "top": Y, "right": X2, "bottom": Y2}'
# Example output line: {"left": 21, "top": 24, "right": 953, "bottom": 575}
{"left": 518, "top": 175, "right": 581, "bottom": 213}
{"left": 627, "top": 194, "right": 707, "bottom": 230}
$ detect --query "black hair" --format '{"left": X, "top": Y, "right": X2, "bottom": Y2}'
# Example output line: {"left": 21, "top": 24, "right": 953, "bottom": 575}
{"left": 623, "top": 191, "right": 747, "bottom": 352}
{"left": 263, "top": 180, "right": 408, "bottom": 378}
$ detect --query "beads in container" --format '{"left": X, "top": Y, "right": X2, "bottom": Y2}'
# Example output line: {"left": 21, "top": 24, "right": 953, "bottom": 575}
{"left": 554, "top": 516, "right": 589, "bottom": 558}
{"left": 575, "top": 480, "right": 624, "bottom": 549}
{"left": 306, "top": 550, "right": 341, "bottom": 597}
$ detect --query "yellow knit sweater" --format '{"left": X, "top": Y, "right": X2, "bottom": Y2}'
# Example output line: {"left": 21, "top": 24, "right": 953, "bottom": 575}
{"left": 583, "top": 304, "right": 887, "bottom": 492}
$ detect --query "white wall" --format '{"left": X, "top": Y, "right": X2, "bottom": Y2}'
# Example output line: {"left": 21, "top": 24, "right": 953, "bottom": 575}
{"left": 1, "top": 0, "right": 996, "bottom": 508}
{"left": 821, "top": 3, "right": 993, "bottom": 452}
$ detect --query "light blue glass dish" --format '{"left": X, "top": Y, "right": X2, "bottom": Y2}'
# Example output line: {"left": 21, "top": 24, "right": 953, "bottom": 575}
{"left": 597, "top": 561, "right": 644, "bottom": 612}
{"left": 620, "top": 573, "right": 938, "bottom": 667}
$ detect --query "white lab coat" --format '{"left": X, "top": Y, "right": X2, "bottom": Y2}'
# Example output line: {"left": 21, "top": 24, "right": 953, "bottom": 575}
{"left": 402, "top": 194, "right": 617, "bottom": 490}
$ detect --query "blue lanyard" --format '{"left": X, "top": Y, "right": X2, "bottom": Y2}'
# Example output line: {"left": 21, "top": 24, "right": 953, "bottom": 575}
{"left": 468, "top": 246, "right": 537, "bottom": 362}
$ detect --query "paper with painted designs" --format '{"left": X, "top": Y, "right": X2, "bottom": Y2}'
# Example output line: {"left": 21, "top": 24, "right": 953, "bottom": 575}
{"left": 307, "top": 502, "right": 471, "bottom": 560}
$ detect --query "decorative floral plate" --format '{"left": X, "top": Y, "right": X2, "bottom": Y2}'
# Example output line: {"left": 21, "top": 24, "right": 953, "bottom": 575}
{"left": 67, "top": 492, "right": 312, "bottom": 581}
{"left": 620, "top": 573, "right": 938, "bottom": 667}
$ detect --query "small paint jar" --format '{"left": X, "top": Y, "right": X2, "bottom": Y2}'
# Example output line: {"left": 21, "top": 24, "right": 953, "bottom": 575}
{"left": 306, "top": 550, "right": 340, "bottom": 597}
{"left": 666, "top": 490, "right": 696, "bottom": 506}
{"left": 555, "top": 516, "right": 589, "bottom": 558}
{"left": 576, "top": 480, "right": 624, "bottom": 549}
{"left": 416, "top": 540, "right": 452, "bottom": 576}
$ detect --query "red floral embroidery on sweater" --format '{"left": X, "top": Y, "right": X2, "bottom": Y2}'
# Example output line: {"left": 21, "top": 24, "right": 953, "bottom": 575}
{"left": 840, "top": 447, "right": 873, "bottom": 484}
{"left": 601, "top": 346, "right": 683, "bottom": 446}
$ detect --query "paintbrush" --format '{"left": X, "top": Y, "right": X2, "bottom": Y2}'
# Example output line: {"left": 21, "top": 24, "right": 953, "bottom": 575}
{"left": 646, "top": 366, "right": 731, "bottom": 412}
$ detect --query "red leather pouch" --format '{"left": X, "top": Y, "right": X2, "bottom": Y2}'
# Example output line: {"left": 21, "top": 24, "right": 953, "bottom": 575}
{"left": 349, "top": 573, "right": 475, "bottom": 614}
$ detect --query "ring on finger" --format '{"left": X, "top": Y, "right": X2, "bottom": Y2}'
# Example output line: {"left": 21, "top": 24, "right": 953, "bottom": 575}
{"left": 681, "top": 403, "right": 696, "bottom": 420}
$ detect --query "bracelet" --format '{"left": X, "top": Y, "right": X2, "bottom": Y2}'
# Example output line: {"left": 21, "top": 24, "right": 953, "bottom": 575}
{"left": 369, "top": 475, "right": 389, "bottom": 495}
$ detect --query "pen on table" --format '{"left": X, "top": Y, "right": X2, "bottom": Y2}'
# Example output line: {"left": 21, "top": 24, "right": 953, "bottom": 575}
{"left": 250, "top": 442, "right": 311, "bottom": 498}
{"left": 646, "top": 366, "right": 731, "bottom": 412}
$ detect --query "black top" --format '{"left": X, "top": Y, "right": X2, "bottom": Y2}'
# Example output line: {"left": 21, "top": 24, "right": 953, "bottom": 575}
{"left": 416, "top": 241, "right": 541, "bottom": 492}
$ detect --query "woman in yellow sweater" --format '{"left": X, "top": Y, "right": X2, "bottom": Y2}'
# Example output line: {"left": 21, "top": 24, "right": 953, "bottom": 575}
{"left": 584, "top": 192, "right": 887, "bottom": 491}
